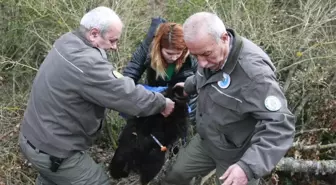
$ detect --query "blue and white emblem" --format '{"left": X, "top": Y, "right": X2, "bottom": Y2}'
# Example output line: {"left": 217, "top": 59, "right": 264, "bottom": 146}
{"left": 217, "top": 72, "right": 231, "bottom": 89}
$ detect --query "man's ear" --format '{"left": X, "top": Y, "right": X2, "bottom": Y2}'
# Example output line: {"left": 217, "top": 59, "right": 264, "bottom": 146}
{"left": 220, "top": 32, "right": 229, "bottom": 43}
{"left": 88, "top": 28, "right": 100, "bottom": 41}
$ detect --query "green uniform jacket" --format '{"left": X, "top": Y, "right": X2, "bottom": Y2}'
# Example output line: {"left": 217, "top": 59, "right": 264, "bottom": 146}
{"left": 184, "top": 29, "right": 295, "bottom": 180}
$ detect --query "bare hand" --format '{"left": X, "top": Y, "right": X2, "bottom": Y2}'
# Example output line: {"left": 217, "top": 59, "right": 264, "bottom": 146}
{"left": 219, "top": 164, "right": 248, "bottom": 185}
{"left": 173, "top": 82, "right": 188, "bottom": 97}
{"left": 161, "top": 98, "right": 175, "bottom": 117}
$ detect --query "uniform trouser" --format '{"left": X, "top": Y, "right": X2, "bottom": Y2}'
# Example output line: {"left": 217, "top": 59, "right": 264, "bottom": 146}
{"left": 19, "top": 133, "right": 110, "bottom": 185}
{"left": 163, "top": 134, "right": 259, "bottom": 185}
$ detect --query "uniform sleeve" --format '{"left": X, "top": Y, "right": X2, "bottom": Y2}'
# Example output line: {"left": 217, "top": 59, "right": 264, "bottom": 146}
{"left": 122, "top": 17, "right": 166, "bottom": 83}
{"left": 80, "top": 58, "right": 166, "bottom": 117}
{"left": 184, "top": 75, "right": 197, "bottom": 95}
{"left": 237, "top": 72, "right": 296, "bottom": 180}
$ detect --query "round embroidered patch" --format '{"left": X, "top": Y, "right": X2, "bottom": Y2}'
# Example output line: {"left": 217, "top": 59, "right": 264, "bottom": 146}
{"left": 112, "top": 70, "right": 123, "bottom": 79}
{"left": 264, "top": 96, "right": 282, "bottom": 111}
{"left": 217, "top": 73, "right": 231, "bottom": 89}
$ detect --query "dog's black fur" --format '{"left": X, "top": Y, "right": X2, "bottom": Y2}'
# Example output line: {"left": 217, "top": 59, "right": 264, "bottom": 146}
{"left": 109, "top": 86, "right": 189, "bottom": 184}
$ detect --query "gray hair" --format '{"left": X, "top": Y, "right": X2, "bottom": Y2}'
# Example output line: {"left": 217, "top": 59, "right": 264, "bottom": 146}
{"left": 183, "top": 12, "right": 226, "bottom": 42}
{"left": 80, "top": 6, "right": 122, "bottom": 36}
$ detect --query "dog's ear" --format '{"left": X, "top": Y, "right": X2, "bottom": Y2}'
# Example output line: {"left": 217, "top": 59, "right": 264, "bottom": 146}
{"left": 161, "top": 85, "right": 174, "bottom": 98}
{"left": 172, "top": 86, "right": 184, "bottom": 97}
{"left": 172, "top": 86, "right": 189, "bottom": 104}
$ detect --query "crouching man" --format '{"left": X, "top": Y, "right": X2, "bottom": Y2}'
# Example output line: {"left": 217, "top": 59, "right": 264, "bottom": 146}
{"left": 18, "top": 6, "right": 174, "bottom": 185}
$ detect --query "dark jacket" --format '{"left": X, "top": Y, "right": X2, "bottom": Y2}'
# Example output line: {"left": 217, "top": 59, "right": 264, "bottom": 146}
{"left": 123, "top": 17, "right": 198, "bottom": 123}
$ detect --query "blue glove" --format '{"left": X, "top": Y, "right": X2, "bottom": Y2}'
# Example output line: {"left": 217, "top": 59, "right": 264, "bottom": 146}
{"left": 141, "top": 84, "right": 168, "bottom": 93}
{"left": 120, "top": 105, "right": 191, "bottom": 118}
{"left": 119, "top": 85, "right": 168, "bottom": 119}
{"left": 141, "top": 85, "right": 192, "bottom": 114}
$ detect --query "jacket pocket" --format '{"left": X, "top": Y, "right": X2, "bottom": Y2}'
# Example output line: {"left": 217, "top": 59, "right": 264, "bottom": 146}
{"left": 207, "top": 85, "right": 243, "bottom": 127}
{"left": 209, "top": 84, "right": 242, "bottom": 111}
{"left": 216, "top": 119, "right": 255, "bottom": 149}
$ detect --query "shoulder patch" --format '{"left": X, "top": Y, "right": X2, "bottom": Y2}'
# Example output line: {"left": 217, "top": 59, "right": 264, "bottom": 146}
{"left": 264, "top": 96, "right": 282, "bottom": 111}
{"left": 112, "top": 70, "right": 124, "bottom": 79}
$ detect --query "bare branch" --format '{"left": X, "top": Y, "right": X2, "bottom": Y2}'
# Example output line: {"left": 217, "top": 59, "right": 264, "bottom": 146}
{"left": 276, "top": 157, "right": 336, "bottom": 175}
{"left": 278, "top": 55, "right": 336, "bottom": 72}
{"left": 295, "top": 128, "right": 330, "bottom": 136}
{"left": 294, "top": 94, "right": 311, "bottom": 117}
{"left": 293, "top": 142, "right": 336, "bottom": 150}
{"left": 283, "top": 65, "right": 297, "bottom": 93}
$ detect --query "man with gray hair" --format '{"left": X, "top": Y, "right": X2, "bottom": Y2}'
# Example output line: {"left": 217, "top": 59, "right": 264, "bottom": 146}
{"left": 18, "top": 6, "right": 175, "bottom": 185}
{"left": 166, "top": 12, "right": 295, "bottom": 185}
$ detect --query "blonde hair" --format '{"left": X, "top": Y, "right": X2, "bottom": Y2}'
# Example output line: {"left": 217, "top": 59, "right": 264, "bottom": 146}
{"left": 150, "top": 23, "right": 189, "bottom": 80}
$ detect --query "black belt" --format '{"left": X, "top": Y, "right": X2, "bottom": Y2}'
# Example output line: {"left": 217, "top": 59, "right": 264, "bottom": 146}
{"left": 25, "top": 138, "right": 65, "bottom": 172}
{"left": 26, "top": 140, "right": 48, "bottom": 155}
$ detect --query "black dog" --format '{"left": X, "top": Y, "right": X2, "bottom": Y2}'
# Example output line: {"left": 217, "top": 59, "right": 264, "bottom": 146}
{"left": 109, "top": 85, "right": 189, "bottom": 184}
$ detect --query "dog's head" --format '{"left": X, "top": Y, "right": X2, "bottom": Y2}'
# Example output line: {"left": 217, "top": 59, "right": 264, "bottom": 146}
{"left": 162, "top": 85, "right": 189, "bottom": 107}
